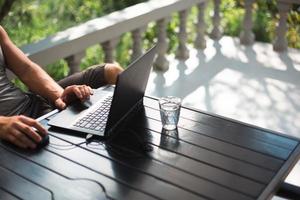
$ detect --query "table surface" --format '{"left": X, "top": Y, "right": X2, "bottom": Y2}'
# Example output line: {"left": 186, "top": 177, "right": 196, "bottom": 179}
{"left": 0, "top": 96, "right": 299, "bottom": 200}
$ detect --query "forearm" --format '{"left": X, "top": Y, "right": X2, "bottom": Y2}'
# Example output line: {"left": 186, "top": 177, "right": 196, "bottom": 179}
{"left": 20, "top": 62, "right": 64, "bottom": 103}
{"left": 0, "top": 27, "right": 92, "bottom": 109}
{"left": 0, "top": 26, "right": 63, "bottom": 103}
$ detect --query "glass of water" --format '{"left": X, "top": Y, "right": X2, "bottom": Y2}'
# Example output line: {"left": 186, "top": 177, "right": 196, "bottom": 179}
{"left": 159, "top": 96, "right": 181, "bottom": 130}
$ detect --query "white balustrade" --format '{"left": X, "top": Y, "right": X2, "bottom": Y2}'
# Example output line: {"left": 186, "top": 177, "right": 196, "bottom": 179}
{"left": 175, "top": 9, "right": 190, "bottom": 60}
{"left": 210, "top": 0, "right": 222, "bottom": 40}
{"left": 273, "top": 0, "right": 291, "bottom": 52}
{"left": 131, "top": 27, "right": 145, "bottom": 62}
{"left": 65, "top": 51, "right": 85, "bottom": 75}
{"left": 6, "top": 0, "right": 299, "bottom": 80}
{"left": 239, "top": 0, "right": 255, "bottom": 45}
{"left": 9, "top": 0, "right": 204, "bottom": 78}
{"left": 194, "top": 2, "right": 207, "bottom": 49}
{"left": 101, "top": 38, "right": 119, "bottom": 63}
{"left": 154, "top": 18, "right": 170, "bottom": 71}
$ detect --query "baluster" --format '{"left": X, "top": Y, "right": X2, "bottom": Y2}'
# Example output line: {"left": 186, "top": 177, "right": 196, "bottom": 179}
{"left": 65, "top": 51, "right": 85, "bottom": 75}
{"left": 210, "top": 0, "right": 222, "bottom": 40}
{"left": 195, "top": 2, "right": 207, "bottom": 49}
{"left": 176, "top": 9, "right": 189, "bottom": 60}
{"left": 131, "top": 27, "right": 145, "bottom": 62}
{"left": 239, "top": 0, "right": 255, "bottom": 45}
{"left": 154, "top": 18, "right": 169, "bottom": 71}
{"left": 101, "top": 38, "right": 119, "bottom": 63}
{"left": 273, "top": 1, "right": 290, "bottom": 52}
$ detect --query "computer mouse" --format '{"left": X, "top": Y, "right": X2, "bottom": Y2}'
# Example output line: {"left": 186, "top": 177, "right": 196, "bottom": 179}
{"left": 34, "top": 131, "right": 50, "bottom": 149}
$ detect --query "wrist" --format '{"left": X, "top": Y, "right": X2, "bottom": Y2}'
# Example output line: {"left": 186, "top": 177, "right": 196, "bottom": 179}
{"left": 50, "top": 88, "right": 64, "bottom": 104}
{"left": 0, "top": 116, "right": 8, "bottom": 124}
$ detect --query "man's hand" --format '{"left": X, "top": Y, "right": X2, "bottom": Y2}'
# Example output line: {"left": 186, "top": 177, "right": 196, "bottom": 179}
{"left": 0, "top": 115, "right": 47, "bottom": 149}
{"left": 54, "top": 85, "right": 93, "bottom": 110}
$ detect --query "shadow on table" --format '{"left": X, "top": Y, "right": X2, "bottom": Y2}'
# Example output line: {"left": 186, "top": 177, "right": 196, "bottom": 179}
{"left": 105, "top": 125, "right": 153, "bottom": 198}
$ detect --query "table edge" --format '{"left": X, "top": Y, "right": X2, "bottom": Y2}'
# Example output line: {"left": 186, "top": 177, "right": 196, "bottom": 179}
{"left": 257, "top": 144, "right": 300, "bottom": 200}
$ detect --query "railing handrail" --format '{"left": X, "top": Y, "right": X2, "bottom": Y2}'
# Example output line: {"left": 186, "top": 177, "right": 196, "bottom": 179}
{"left": 20, "top": 0, "right": 204, "bottom": 67}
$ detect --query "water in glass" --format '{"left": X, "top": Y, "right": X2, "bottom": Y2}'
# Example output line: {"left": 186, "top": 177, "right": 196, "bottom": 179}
{"left": 159, "top": 97, "right": 181, "bottom": 130}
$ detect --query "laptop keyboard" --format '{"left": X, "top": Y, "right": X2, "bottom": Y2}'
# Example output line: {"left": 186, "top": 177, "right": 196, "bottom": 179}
{"left": 74, "top": 96, "right": 112, "bottom": 131}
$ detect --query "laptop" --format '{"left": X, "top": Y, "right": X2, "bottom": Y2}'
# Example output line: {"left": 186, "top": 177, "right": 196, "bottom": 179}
{"left": 48, "top": 45, "right": 157, "bottom": 138}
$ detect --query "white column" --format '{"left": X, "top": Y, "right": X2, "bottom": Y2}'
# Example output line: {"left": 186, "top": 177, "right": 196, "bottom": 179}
{"left": 65, "top": 51, "right": 85, "bottom": 75}
{"left": 210, "top": 0, "right": 222, "bottom": 40}
{"left": 239, "top": 0, "right": 255, "bottom": 45}
{"left": 101, "top": 38, "right": 119, "bottom": 63}
{"left": 154, "top": 18, "right": 169, "bottom": 71}
{"left": 194, "top": 2, "right": 207, "bottom": 49}
{"left": 273, "top": 1, "right": 290, "bottom": 52}
{"left": 176, "top": 9, "right": 189, "bottom": 60}
{"left": 131, "top": 27, "right": 145, "bottom": 62}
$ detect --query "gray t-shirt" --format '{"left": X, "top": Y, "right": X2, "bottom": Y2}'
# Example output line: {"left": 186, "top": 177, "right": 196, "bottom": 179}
{"left": 0, "top": 45, "right": 31, "bottom": 116}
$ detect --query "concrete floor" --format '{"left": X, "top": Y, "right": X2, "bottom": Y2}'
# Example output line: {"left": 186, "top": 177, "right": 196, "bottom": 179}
{"left": 146, "top": 36, "right": 300, "bottom": 199}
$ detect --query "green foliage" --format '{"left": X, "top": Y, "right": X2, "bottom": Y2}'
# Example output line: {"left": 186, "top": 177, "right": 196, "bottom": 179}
{"left": 115, "top": 33, "right": 133, "bottom": 67}
{"left": 287, "top": 10, "right": 300, "bottom": 49}
{"left": 220, "top": 0, "right": 300, "bottom": 47}
{"left": 101, "top": 0, "right": 146, "bottom": 13}
{"left": 11, "top": 78, "right": 27, "bottom": 91}
{"left": 220, "top": 0, "right": 243, "bottom": 36}
{"left": 1, "top": 0, "right": 299, "bottom": 86}
{"left": 46, "top": 60, "right": 69, "bottom": 81}
{"left": 167, "top": 13, "right": 180, "bottom": 53}
{"left": 143, "top": 22, "right": 157, "bottom": 50}
{"left": 81, "top": 45, "right": 104, "bottom": 70}
{"left": 252, "top": 0, "right": 278, "bottom": 43}
{"left": 1, "top": 0, "right": 147, "bottom": 46}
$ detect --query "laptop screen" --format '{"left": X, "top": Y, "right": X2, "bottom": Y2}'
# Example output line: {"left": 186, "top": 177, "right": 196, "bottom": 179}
{"left": 104, "top": 45, "right": 157, "bottom": 137}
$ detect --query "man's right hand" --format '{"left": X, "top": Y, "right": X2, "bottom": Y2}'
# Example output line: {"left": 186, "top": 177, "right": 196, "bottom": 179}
{"left": 0, "top": 115, "right": 47, "bottom": 149}
{"left": 54, "top": 85, "right": 93, "bottom": 110}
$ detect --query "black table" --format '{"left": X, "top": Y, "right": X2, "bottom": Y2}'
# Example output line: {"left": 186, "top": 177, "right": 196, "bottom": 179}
{"left": 1, "top": 96, "right": 300, "bottom": 200}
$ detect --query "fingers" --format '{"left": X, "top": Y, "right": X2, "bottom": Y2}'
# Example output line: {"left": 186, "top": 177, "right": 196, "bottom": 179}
{"left": 62, "top": 85, "right": 93, "bottom": 104}
{"left": 74, "top": 85, "right": 93, "bottom": 101}
{"left": 0, "top": 115, "right": 47, "bottom": 149}
{"left": 81, "top": 86, "right": 93, "bottom": 98}
{"left": 7, "top": 134, "right": 28, "bottom": 149}
{"left": 55, "top": 85, "right": 94, "bottom": 110}
{"left": 9, "top": 129, "right": 36, "bottom": 149}
{"left": 88, "top": 86, "right": 94, "bottom": 95}
{"left": 55, "top": 98, "right": 67, "bottom": 110}
{"left": 73, "top": 86, "right": 83, "bottom": 99}
{"left": 19, "top": 115, "right": 47, "bottom": 137}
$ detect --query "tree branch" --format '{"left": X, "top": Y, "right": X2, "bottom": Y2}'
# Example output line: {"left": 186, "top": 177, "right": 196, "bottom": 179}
{"left": 0, "top": 0, "right": 17, "bottom": 22}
